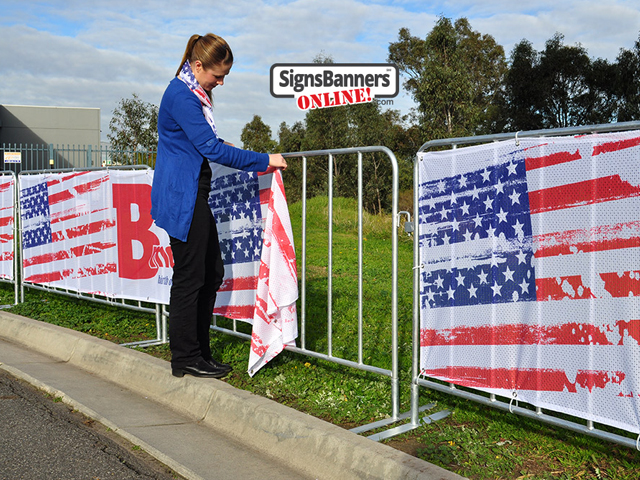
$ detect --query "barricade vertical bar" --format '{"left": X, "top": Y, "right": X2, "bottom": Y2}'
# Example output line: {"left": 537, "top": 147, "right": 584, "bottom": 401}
{"left": 155, "top": 304, "right": 161, "bottom": 340}
{"left": 12, "top": 172, "right": 18, "bottom": 305}
{"left": 411, "top": 155, "right": 421, "bottom": 425}
{"left": 301, "top": 156, "right": 308, "bottom": 350}
{"left": 162, "top": 305, "right": 169, "bottom": 343}
{"left": 448, "top": 145, "right": 457, "bottom": 393}
{"left": 0, "top": 171, "right": 19, "bottom": 306}
{"left": 357, "top": 152, "right": 364, "bottom": 365}
{"left": 391, "top": 147, "right": 399, "bottom": 419}
{"left": 17, "top": 173, "right": 25, "bottom": 303}
{"left": 327, "top": 153, "right": 333, "bottom": 357}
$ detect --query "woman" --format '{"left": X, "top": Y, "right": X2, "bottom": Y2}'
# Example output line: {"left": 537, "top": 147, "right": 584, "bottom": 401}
{"left": 151, "top": 33, "right": 287, "bottom": 378}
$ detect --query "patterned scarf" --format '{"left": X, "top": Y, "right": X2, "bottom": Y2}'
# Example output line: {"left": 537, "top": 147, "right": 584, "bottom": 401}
{"left": 178, "top": 60, "right": 218, "bottom": 137}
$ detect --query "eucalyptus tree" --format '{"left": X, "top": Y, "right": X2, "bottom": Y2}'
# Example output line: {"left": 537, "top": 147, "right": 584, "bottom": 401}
{"left": 388, "top": 17, "right": 507, "bottom": 140}
{"left": 614, "top": 34, "right": 640, "bottom": 122}
{"left": 503, "top": 33, "right": 619, "bottom": 131}
{"left": 107, "top": 93, "right": 158, "bottom": 166}
{"left": 240, "top": 115, "right": 277, "bottom": 153}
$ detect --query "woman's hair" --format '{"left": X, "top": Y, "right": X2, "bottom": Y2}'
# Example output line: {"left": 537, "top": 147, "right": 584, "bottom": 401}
{"left": 176, "top": 33, "right": 234, "bottom": 76}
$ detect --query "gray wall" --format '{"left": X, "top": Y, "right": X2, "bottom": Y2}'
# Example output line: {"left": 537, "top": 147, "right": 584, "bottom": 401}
{"left": 0, "top": 105, "right": 101, "bottom": 171}
{"left": 0, "top": 104, "right": 100, "bottom": 147}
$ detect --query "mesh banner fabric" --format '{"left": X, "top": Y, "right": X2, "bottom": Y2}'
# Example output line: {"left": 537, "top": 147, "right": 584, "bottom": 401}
{"left": 18, "top": 167, "right": 297, "bottom": 375}
{"left": 207, "top": 164, "right": 298, "bottom": 375}
{"left": 418, "top": 130, "right": 640, "bottom": 434}
{"left": 19, "top": 169, "right": 164, "bottom": 300}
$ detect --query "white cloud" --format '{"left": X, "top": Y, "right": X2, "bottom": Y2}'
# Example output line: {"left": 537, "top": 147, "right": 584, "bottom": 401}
{"left": 1, "top": 0, "right": 638, "bottom": 146}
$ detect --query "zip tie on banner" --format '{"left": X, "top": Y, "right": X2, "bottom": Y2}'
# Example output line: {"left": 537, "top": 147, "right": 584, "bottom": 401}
{"left": 509, "top": 391, "right": 518, "bottom": 413}
{"left": 515, "top": 131, "right": 521, "bottom": 146}
{"left": 636, "top": 432, "right": 640, "bottom": 451}
{"left": 413, "top": 263, "right": 424, "bottom": 271}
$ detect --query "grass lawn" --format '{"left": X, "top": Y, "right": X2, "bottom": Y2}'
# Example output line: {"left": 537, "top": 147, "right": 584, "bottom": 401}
{"left": 2, "top": 196, "right": 640, "bottom": 479}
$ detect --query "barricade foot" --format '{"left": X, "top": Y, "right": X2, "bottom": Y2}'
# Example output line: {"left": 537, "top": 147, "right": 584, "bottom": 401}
{"left": 350, "top": 402, "right": 450, "bottom": 441}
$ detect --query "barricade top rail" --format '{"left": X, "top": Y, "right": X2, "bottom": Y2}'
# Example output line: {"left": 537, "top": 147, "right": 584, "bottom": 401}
{"left": 18, "top": 164, "right": 151, "bottom": 175}
{"left": 282, "top": 145, "right": 397, "bottom": 161}
{"left": 417, "top": 120, "right": 640, "bottom": 152}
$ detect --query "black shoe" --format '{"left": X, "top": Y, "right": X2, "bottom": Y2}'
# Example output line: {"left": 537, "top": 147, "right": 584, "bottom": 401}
{"left": 172, "top": 360, "right": 229, "bottom": 378}
{"left": 204, "top": 357, "right": 232, "bottom": 372}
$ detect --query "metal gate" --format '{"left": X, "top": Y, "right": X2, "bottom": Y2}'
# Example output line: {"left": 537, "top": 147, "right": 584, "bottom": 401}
{"left": 1, "top": 142, "right": 156, "bottom": 173}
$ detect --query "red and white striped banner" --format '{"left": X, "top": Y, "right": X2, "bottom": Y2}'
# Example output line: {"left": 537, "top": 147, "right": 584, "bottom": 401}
{"left": 0, "top": 176, "right": 15, "bottom": 280}
{"left": 418, "top": 130, "right": 640, "bottom": 433}
{"left": 18, "top": 167, "right": 298, "bottom": 374}
{"left": 207, "top": 164, "right": 298, "bottom": 375}
{"left": 19, "top": 169, "right": 169, "bottom": 301}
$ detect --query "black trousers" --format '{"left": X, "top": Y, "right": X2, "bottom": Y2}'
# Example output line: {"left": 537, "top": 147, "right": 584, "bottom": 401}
{"left": 168, "top": 192, "right": 225, "bottom": 369}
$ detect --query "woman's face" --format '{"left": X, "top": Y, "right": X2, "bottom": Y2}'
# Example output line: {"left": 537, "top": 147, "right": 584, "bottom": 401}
{"left": 193, "top": 60, "right": 231, "bottom": 92}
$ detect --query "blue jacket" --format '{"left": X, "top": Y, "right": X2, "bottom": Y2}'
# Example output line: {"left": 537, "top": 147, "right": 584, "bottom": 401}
{"left": 151, "top": 77, "right": 269, "bottom": 241}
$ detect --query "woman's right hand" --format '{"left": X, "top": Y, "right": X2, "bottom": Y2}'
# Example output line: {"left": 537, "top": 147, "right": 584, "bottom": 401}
{"left": 268, "top": 154, "right": 288, "bottom": 170}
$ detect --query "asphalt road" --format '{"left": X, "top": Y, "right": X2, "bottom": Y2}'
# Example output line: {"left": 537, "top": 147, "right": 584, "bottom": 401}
{"left": 0, "top": 371, "right": 184, "bottom": 480}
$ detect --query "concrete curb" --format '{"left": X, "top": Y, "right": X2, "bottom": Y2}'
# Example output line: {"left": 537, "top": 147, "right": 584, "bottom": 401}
{"left": 0, "top": 311, "right": 464, "bottom": 480}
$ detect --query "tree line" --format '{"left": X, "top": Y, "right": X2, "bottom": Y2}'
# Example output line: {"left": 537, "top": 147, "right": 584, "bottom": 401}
{"left": 109, "top": 17, "right": 640, "bottom": 214}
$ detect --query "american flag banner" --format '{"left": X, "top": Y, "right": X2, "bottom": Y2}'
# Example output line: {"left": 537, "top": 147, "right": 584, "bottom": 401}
{"left": 208, "top": 163, "right": 298, "bottom": 376}
{"left": 19, "top": 169, "right": 171, "bottom": 302}
{"left": 17, "top": 166, "right": 297, "bottom": 374}
{"left": 418, "top": 130, "right": 640, "bottom": 434}
{"left": 0, "top": 175, "right": 15, "bottom": 280}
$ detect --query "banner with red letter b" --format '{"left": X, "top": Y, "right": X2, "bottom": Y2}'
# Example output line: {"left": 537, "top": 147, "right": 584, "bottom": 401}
{"left": 19, "top": 169, "right": 172, "bottom": 302}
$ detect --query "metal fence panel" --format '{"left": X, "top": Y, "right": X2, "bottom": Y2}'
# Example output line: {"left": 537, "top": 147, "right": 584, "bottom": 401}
{"left": 5, "top": 142, "right": 404, "bottom": 430}
{"left": 211, "top": 145, "right": 403, "bottom": 428}
{"left": 12, "top": 149, "right": 167, "bottom": 346}
{"left": 411, "top": 120, "right": 640, "bottom": 449}
{"left": 1, "top": 143, "right": 156, "bottom": 173}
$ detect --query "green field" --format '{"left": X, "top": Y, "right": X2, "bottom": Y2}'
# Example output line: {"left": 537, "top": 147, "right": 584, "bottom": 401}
{"left": 3, "top": 196, "right": 640, "bottom": 479}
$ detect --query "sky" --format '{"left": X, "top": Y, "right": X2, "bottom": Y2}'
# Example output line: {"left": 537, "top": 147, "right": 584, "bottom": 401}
{"left": 1, "top": 0, "right": 639, "bottom": 147}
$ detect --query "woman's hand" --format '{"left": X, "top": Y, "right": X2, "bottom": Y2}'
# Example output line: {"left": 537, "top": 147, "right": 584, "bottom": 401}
{"left": 268, "top": 154, "right": 288, "bottom": 170}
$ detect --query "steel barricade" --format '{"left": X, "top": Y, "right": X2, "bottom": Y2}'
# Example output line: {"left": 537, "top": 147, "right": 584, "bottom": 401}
{"left": 410, "top": 120, "right": 640, "bottom": 449}
{"left": 210, "top": 146, "right": 403, "bottom": 430}
{"left": 16, "top": 165, "right": 166, "bottom": 348}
